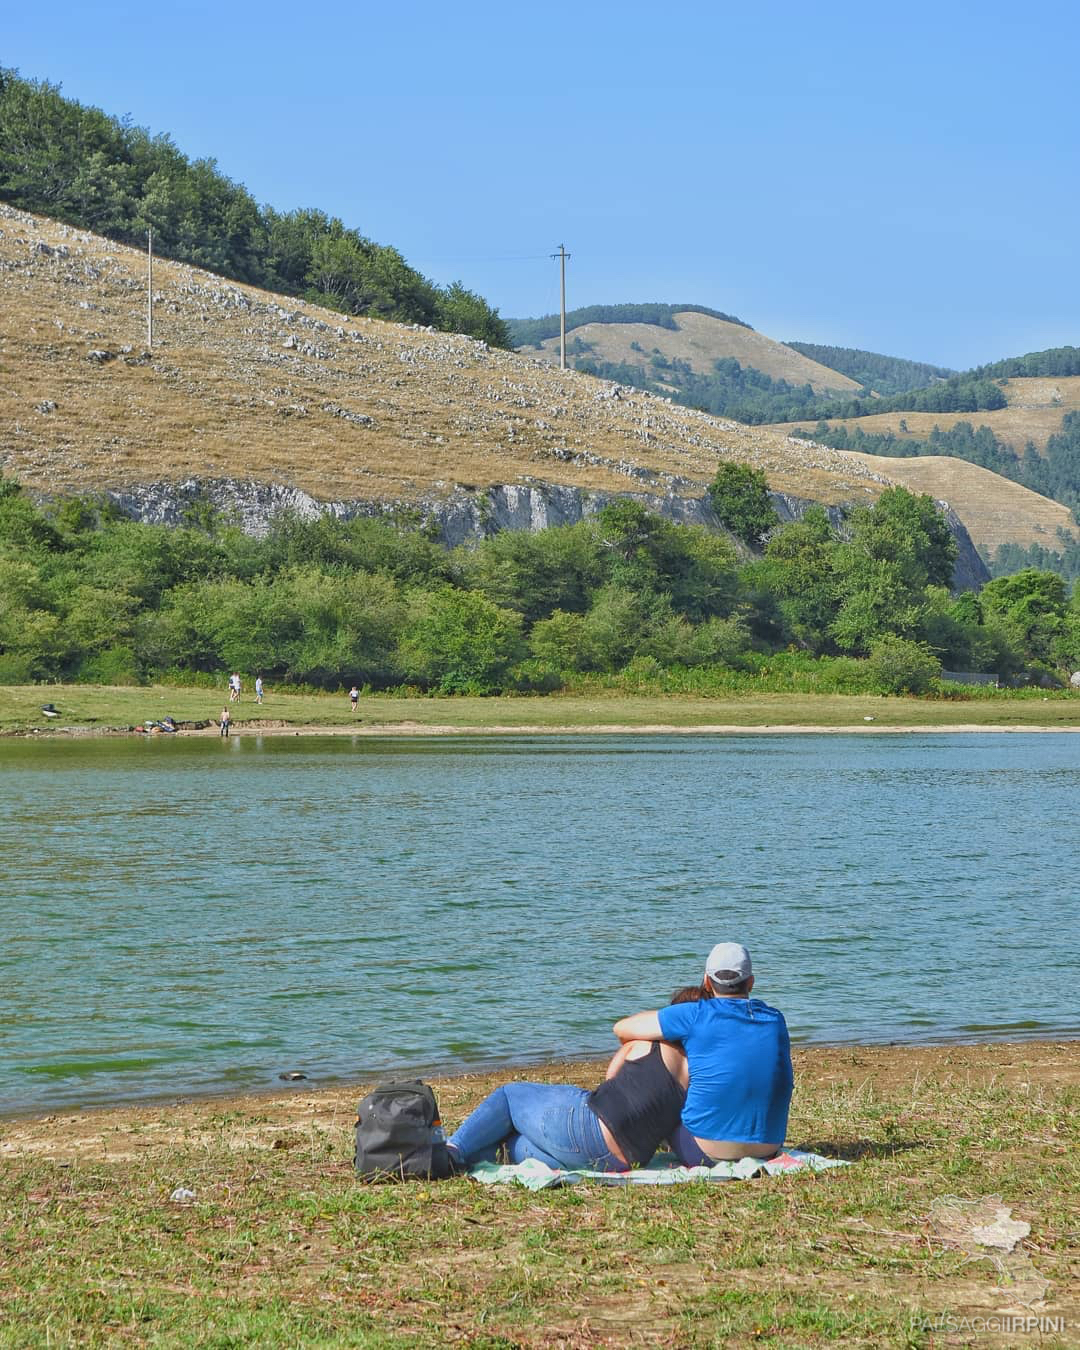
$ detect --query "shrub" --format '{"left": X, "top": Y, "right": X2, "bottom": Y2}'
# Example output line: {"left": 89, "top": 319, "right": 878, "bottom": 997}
{"left": 865, "top": 636, "right": 941, "bottom": 694}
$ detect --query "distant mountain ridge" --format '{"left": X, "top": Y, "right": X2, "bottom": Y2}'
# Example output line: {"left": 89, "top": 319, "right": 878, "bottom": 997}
{"left": 512, "top": 307, "right": 863, "bottom": 418}
{"left": 508, "top": 303, "right": 752, "bottom": 347}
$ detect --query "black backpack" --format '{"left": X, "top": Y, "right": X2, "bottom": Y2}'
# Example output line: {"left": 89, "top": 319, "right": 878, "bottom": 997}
{"left": 354, "top": 1080, "right": 452, "bottom": 1180}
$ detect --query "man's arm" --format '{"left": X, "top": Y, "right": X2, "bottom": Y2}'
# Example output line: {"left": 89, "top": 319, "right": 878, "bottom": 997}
{"left": 613, "top": 1011, "right": 663, "bottom": 1043}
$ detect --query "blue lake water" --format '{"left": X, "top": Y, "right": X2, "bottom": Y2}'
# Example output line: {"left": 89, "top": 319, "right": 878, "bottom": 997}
{"left": 0, "top": 732, "right": 1077, "bottom": 1112}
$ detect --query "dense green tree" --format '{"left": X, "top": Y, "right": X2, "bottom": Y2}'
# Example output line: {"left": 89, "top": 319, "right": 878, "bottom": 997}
{"left": 707, "top": 463, "right": 779, "bottom": 547}
{"left": 462, "top": 522, "right": 604, "bottom": 624}
{"left": 0, "top": 474, "right": 1072, "bottom": 691}
{"left": 749, "top": 507, "right": 840, "bottom": 653}
{"left": 435, "top": 283, "right": 511, "bottom": 348}
{"left": 978, "top": 570, "right": 1069, "bottom": 667}
{"left": 528, "top": 609, "right": 596, "bottom": 673}
{"left": 829, "top": 489, "right": 957, "bottom": 654}
{"left": 865, "top": 636, "right": 941, "bottom": 694}
{"left": 398, "top": 588, "right": 524, "bottom": 694}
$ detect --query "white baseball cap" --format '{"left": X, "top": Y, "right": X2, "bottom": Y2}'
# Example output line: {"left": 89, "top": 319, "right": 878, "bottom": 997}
{"left": 705, "top": 942, "right": 752, "bottom": 989}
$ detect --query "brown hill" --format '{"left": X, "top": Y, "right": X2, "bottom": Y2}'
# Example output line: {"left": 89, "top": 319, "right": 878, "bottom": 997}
{"left": 0, "top": 203, "right": 886, "bottom": 509}
{"left": 837, "top": 452, "right": 1074, "bottom": 559}
{"left": 768, "top": 375, "right": 1080, "bottom": 453}
{"left": 525, "top": 310, "right": 863, "bottom": 396}
{"left": 0, "top": 201, "right": 1058, "bottom": 567}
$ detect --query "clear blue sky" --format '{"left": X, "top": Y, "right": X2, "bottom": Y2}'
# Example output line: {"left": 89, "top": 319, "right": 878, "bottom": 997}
{"left": 5, "top": 0, "right": 1078, "bottom": 369}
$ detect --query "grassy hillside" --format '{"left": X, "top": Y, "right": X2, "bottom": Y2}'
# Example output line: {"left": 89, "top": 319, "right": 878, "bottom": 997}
{"left": 1, "top": 202, "right": 1070, "bottom": 566}
{"left": 0, "top": 202, "right": 889, "bottom": 510}
{"left": 521, "top": 310, "right": 862, "bottom": 396}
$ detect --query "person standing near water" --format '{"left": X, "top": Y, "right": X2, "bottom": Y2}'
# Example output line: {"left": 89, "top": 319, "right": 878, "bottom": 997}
{"left": 349, "top": 685, "right": 359, "bottom": 714}
{"left": 220, "top": 706, "right": 231, "bottom": 738}
{"left": 255, "top": 676, "right": 264, "bottom": 705}
{"left": 614, "top": 942, "right": 793, "bottom": 1165}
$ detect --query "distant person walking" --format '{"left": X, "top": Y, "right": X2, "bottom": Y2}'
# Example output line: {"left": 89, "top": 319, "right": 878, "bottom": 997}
{"left": 255, "top": 676, "right": 264, "bottom": 705}
{"left": 219, "top": 706, "right": 231, "bottom": 738}
{"left": 229, "top": 673, "right": 241, "bottom": 703}
{"left": 349, "top": 685, "right": 360, "bottom": 715}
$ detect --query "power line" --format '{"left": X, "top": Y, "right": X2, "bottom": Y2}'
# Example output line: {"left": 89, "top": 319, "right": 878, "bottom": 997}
{"left": 410, "top": 253, "right": 556, "bottom": 265}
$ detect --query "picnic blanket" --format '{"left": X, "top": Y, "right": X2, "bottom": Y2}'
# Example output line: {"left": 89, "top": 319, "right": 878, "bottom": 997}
{"left": 467, "top": 1148, "right": 848, "bottom": 1191}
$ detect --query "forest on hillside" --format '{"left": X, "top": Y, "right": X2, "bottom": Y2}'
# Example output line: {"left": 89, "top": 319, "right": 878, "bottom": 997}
{"left": 568, "top": 348, "right": 1008, "bottom": 427}
{"left": 784, "top": 343, "right": 955, "bottom": 396}
{"left": 2, "top": 474, "right": 1077, "bottom": 696}
{"left": 0, "top": 67, "right": 509, "bottom": 345}
{"left": 972, "top": 347, "right": 1080, "bottom": 379}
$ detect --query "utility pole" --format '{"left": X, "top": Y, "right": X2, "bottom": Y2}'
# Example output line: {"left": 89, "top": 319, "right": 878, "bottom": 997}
{"left": 147, "top": 228, "right": 153, "bottom": 352}
{"left": 551, "top": 243, "right": 570, "bottom": 369}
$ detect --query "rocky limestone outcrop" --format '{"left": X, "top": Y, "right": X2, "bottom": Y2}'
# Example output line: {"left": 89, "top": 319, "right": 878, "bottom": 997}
{"left": 100, "top": 478, "right": 988, "bottom": 591}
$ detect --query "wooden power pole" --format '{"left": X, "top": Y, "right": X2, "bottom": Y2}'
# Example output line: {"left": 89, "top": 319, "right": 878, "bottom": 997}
{"left": 551, "top": 243, "right": 570, "bottom": 369}
{"left": 147, "top": 228, "right": 153, "bottom": 352}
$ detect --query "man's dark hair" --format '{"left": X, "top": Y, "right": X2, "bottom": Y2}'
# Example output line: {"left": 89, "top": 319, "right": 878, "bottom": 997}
{"left": 708, "top": 972, "right": 752, "bottom": 996}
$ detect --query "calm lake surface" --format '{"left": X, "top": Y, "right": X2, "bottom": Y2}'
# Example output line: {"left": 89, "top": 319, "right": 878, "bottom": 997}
{"left": 1, "top": 732, "right": 1077, "bottom": 1112}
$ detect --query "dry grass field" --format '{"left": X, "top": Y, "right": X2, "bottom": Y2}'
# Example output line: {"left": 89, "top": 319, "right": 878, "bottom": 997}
{"left": 768, "top": 375, "right": 1080, "bottom": 454}
{"left": 526, "top": 310, "right": 863, "bottom": 396}
{"left": 0, "top": 204, "right": 885, "bottom": 511}
{"left": 1, "top": 201, "right": 1071, "bottom": 563}
{"left": 838, "top": 453, "right": 1075, "bottom": 559}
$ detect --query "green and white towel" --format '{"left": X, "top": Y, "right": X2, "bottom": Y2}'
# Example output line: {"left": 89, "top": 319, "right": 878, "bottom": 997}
{"left": 467, "top": 1148, "right": 848, "bottom": 1191}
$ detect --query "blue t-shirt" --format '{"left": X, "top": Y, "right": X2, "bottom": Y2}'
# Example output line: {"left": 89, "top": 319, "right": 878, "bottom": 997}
{"left": 657, "top": 998, "right": 793, "bottom": 1143}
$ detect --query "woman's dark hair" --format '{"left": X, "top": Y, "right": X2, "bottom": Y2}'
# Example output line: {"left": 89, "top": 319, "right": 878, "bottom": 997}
{"left": 670, "top": 982, "right": 713, "bottom": 1004}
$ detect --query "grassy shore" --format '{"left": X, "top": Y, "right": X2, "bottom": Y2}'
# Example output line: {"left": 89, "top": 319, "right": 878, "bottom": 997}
{"left": 0, "top": 1043, "right": 1076, "bottom": 1347}
{"left": 3, "top": 682, "right": 1080, "bottom": 738}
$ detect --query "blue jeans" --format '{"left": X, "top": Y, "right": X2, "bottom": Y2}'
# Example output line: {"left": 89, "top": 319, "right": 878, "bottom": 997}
{"left": 448, "top": 1083, "right": 626, "bottom": 1172}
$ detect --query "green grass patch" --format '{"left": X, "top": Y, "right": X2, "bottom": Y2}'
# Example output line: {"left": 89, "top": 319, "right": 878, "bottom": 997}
{"left": 3, "top": 681, "right": 1080, "bottom": 738}
{"left": 0, "top": 1044, "right": 1075, "bottom": 1345}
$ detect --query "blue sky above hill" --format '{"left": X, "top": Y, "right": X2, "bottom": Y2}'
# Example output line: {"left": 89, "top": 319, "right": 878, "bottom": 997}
{"left": 5, "top": 0, "right": 1079, "bottom": 369}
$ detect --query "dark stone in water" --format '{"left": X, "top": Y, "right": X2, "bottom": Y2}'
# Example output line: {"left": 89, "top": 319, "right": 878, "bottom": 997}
{"left": 278, "top": 1071, "right": 307, "bottom": 1081}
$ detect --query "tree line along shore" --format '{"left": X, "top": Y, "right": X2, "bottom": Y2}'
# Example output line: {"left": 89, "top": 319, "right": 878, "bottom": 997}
{"left": 3, "top": 471, "right": 1080, "bottom": 705}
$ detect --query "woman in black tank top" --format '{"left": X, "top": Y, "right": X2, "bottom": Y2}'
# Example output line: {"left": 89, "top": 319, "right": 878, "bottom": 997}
{"left": 447, "top": 988, "right": 696, "bottom": 1173}
{"left": 587, "top": 1041, "right": 686, "bottom": 1166}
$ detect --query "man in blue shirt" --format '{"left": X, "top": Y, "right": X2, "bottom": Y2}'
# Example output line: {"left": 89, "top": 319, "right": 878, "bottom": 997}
{"left": 613, "top": 942, "right": 793, "bottom": 1164}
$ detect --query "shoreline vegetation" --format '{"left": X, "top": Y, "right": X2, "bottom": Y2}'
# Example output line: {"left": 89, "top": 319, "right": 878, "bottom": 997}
{"left": 2, "top": 1041, "right": 1076, "bottom": 1344}
{"left": 3, "top": 683, "right": 1080, "bottom": 738}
